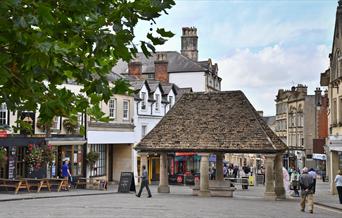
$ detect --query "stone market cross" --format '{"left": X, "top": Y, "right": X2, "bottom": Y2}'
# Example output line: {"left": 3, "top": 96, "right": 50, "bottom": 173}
{"left": 135, "top": 91, "right": 288, "bottom": 199}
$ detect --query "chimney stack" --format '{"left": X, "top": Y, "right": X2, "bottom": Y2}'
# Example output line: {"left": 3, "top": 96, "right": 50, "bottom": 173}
{"left": 181, "top": 27, "right": 198, "bottom": 61}
{"left": 315, "top": 87, "right": 322, "bottom": 106}
{"left": 154, "top": 53, "right": 168, "bottom": 83}
{"left": 128, "top": 61, "right": 142, "bottom": 78}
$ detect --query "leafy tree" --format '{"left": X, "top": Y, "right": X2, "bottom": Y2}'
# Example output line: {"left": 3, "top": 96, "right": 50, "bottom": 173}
{"left": 0, "top": 0, "right": 175, "bottom": 129}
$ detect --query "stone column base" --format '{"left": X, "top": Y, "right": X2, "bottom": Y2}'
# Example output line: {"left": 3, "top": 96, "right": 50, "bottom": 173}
{"left": 198, "top": 190, "right": 211, "bottom": 197}
{"left": 158, "top": 185, "right": 170, "bottom": 193}
{"left": 275, "top": 187, "right": 286, "bottom": 199}
{"left": 264, "top": 192, "right": 277, "bottom": 200}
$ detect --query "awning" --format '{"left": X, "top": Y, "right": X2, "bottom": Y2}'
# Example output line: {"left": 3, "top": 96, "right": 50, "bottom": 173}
{"left": 46, "top": 137, "right": 86, "bottom": 146}
{"left": 175, "top": 152, "right": 195, "bottom": 156}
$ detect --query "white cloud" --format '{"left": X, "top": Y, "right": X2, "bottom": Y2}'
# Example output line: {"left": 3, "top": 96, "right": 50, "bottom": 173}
{"left": 218, "top": 44, "right": 330, "bottom": 116}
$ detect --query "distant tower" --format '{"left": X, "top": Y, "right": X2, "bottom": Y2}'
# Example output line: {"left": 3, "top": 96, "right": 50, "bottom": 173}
{"left": 181, "top": 27, "right": 198, "bottom": 61}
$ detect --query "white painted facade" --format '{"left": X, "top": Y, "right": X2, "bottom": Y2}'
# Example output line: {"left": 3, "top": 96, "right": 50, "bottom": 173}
{"left": 132, "top": 81, "right": 176, "bottom": 183}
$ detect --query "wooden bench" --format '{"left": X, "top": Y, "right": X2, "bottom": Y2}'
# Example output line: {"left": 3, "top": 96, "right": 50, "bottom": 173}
{"left": 25, "top": 178, "right": 51, "bottom": 193}
{"left": 0, "top": 179, "right": 30, "bottom": 194}
{"left": 48, "top": 178, "right": 69, "bottom": 192}
{"left": 76, "top": 177, "right": 107, "bottom": 190}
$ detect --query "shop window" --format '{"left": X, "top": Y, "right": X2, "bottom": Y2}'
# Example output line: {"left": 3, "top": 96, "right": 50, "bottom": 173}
{"left": 0, "top": 103, "right": 7, "bottom": 125}
{"left": 90, "top": 144, "right": 106, "bottom": 177}
{"left": 123, "top": 100, "right": 129, "bottom": 120}
{"left": 72, "top": 145, "right": 83, "bottom": 176}
{"left": 109, "top": 98, "right": 116, "bottom": 119}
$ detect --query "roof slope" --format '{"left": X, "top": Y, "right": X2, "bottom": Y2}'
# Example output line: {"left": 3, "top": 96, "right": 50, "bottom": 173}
{"left": 135, "top": 91, "right": 287, "bottom": 153}
{"left": 112, "top": 51, "right": 206, "bottom": 74}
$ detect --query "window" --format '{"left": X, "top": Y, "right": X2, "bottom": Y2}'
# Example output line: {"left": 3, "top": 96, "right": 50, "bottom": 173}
{"left": 169, "top": 96, "right": 173, "bottom": 107}
{"left": 0, "top": 103, "right": 7, "bottom": 125}
{"left": 333, "top": 98, "right": 337, "bottom": 124}
{"left": 52, "top": 116, "right": 60, "bottom": 130}
{"left": 141, "top": 92, "right": 146, "bottom": 110}
{"left": 109, "top": 98, "right": 116, "bottom": 119}
{"left": 141, "top": 125, "right": 147, "bottom": 138}
{"left": 155, "top": 94, "right": 160, "bottom": 111}
{"left": 90, "top": 144, "right": 106, "bottom": 177}
{"left": 123, "top": 100, "right": 129, "bottom": 120}
{"left": 16, "top": 147, "right": 26, "bottom": 178}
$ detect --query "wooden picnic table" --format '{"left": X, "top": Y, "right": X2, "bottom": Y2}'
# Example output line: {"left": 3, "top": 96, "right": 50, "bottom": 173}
{"left": 0, "top": 178, "right": 30, "bottom": 194}
{"left": 24, "top": 178, "right": 51, "bottom": 193}
{"left": 48, "top": 178, "right": 69, "bottom": 192}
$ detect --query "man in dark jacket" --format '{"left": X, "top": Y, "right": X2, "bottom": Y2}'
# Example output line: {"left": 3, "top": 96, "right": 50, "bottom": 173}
{"left": 299, "top": 167, "right": 314, "bottom": 213}
{"left": 136, "top": 165, "right": 152, "bottom": 198}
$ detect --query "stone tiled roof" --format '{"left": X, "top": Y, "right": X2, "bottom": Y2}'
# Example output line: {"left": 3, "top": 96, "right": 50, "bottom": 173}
{"left": 135, "top": 91, "right": 287, "bottom": 153}
{"left": 112, "top": 51, "right": 206, "bottom": 74}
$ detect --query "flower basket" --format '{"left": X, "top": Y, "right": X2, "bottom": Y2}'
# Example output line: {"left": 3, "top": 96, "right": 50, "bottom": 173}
{"left": 86, "top": 151, "right": 99, "bottom": 169}
{"left": 25, "top": 144, "right": 43, "bottom": 170}
{"left": 0, "top": 147, "right": 8, "bottom": 167}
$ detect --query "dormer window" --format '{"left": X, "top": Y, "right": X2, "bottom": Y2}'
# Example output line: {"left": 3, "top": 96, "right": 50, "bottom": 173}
{"left": 169, "top": 96, "right": 173, "bottom": 107}
{"left": 155, "top": 94, "right": 160, "bottom": 111}
{"left": 141, "top": 92, "right": 146, "bottom": 110}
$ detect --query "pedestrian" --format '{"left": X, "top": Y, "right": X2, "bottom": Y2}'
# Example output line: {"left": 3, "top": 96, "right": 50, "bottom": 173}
{"left": 136, "top": 165, "right": 152, "bottom": 198}
{"left": 233, "top": 165, "right": 239, "bottom": 178}
{"left": 62, "top": 159, "right": 71, "bottom": 190}
{"left": 283, "top": 167, "right": 290, "bottom": 194}
{"left": 308, "top": 168, "right": 317, "bottom": 194}
{"left": 290, "top": 169, "right": 300, "bottom": 197}
{"left": 299, "top": 167, "right": 315, "bottom": 213}
{"left": 335, "top": 169, "right": 342, "bottom": 204}
{"left": 211, "top": 166, "right": 216, "bottom": 180}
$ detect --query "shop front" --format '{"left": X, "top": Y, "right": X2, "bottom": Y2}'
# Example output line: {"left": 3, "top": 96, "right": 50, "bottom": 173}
{"left": 169, "top": 152, "right": 201, "bottom": 185}
{"left": 46, "top": 137, "right": 86, "bottom": 179}
{"left": 0, "top": 135, "right": 45, "bottom": 179}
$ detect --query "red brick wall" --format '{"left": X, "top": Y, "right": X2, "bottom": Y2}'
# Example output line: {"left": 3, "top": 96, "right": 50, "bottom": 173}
{"left": 318, "top": 94, "right": 328, "bottom": 138}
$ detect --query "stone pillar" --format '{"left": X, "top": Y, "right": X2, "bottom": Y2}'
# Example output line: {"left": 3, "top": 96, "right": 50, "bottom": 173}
{"left": 330, "top": 151, "right": 339, "bottom": 195}
{"left": 158, "top": 152, "right": 170, "bottom": 193}
{"left": 216, "top": 153, "right": 224, "bottom": 181}
{"left": 140, "top": 153, "right": 148, "bottom": 185}
{"left": 199, "top": 153, "right": 210, "bottom": 197}
{"left": 264, "top": 154, "right": 276, "bottom": 200}
{"left": 274, "top": 153, "right": 286, "bottom": 199}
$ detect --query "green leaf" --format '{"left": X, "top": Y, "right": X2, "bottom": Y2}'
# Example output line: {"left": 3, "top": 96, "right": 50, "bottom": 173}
{"left": 156, "top": 28, "right": 175, "bottom": 38}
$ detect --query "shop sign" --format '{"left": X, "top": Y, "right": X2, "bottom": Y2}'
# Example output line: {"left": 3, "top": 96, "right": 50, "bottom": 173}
{"left": 0, "top": 130, "right": 7, "bottom": 138}
{"left": 312, "top": 153, "right": 326, "bottom": 160}
{"left": 177, "top": 175, "right": 183, "bottom": 183}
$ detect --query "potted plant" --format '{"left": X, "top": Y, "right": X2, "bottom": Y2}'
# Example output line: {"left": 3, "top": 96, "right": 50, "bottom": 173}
{"left": 0, "top": 147, "right": 8, "bottom": 167}
{"left": 86, "top": 151, "right": 99, "bottom": 169}
{"left": 25, "top": 144, "right": 43, "bottom": 170}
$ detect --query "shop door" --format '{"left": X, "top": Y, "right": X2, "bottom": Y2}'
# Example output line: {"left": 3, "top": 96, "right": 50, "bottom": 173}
{"left": 57, "top": 146, "right": 72, "bottom": 177}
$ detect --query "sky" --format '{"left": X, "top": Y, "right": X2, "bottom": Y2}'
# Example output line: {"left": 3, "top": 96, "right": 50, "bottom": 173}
{"left": 135, "top": 0, "right": 338, "bottom": 116}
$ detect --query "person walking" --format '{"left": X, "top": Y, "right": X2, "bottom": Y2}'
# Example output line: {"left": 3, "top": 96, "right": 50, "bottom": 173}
{"left": 136, "top": 165, "right": 152, "bottom": 198}
{"left": 299, "top": 167, "right": 315, "bottom": 213}
{"left": 62, "top": 159, "right": 71, "bottom": 190}
{"left": 308, "top": 168, "right": 317, "bottom": 194}
{"left": 335, "top": 170, "right": 342, "bottom": 204}
{"left": 290, "top": 169, "right": 300, "bottom": 197}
